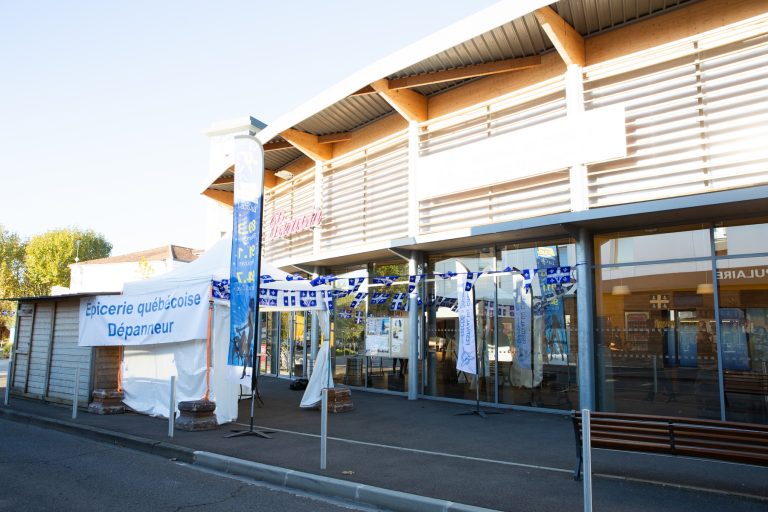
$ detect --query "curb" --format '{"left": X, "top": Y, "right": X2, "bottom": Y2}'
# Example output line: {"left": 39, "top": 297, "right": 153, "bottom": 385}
{"left": 194, "top": 451, "right": 497, "bottom": 512}
{"left": 0, "top": 407, "right": 196, "bottom": 464}
{"left": 0, "top": 407, "right": 497, "bottom": 511}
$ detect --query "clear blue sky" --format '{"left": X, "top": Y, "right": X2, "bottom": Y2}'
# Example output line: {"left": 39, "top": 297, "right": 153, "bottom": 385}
{"left": 0, "top": 1, "right": 497, "bottom": 256}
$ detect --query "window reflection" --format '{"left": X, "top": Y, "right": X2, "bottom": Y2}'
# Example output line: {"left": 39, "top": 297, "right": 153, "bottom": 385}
{"left": 717, "top": 256, "right": 768, "bottom": 424}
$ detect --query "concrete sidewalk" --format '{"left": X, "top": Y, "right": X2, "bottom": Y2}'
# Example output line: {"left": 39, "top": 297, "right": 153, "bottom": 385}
{"left": 2, "top": 376, "right": 767, "bottom": 511}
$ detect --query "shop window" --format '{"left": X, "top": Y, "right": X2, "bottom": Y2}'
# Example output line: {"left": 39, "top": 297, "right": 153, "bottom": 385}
{"left": 716, "top": 255, "right": 768, "bottom": 424}
{"left": 595, "top": 260, "right": 721, "bottom": 419}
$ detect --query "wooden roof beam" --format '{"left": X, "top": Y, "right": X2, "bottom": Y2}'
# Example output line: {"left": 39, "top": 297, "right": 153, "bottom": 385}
{"left": 202, "top": 189, "right": 233, "bottom": 207}
{"left": 211, "top": 176, "right": 234, "bottom": 186}
{"left": 280, "top": 128, "right": 333, "bottom": 161}
{"left": 210, "top": 168, "right": 277, "bottom": 188}
{"left": 388, "top": 56, "right": 541, "bottom": 90}
{"left": 370, "top": 79, "right": 428, "bottom": 123}
{"left": 350, "top": 85, "right": 377, "bottom": 96}
{"left": 318, "top": 132, "right": 352, "bottom": 144}
{"left": 534, "top": 6, "right": 585, "bottom": 67}
{"left": 263, "top": 140, "right": 293, "bottom": 151}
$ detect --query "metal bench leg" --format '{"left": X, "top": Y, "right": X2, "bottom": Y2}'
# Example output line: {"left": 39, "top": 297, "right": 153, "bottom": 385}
{"left": 574, "top": 455, "right": 582, "bottom": 481}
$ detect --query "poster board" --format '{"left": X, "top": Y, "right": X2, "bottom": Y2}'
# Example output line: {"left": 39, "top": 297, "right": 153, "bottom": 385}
{"left": 365, "top": 316, "right": 409, "bottom": 358}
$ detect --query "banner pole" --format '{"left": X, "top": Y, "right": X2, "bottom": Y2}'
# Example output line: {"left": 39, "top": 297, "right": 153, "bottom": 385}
{"left": 582, "top": 408, "right": 593, "bottom": 512}
{"left": 226, "top": 135, "right": 272, "bottom": 440}
{"left": 72, "top": 367, "right": 80, "bottom": 419}
{"left": 320, "top": 387, "right": 328, "bottom": 469}
{"left": 168, "top": 375, "right": 175, "bottom": 437}
{"left": 205, "top": 287, "right": 213, "bottom": 401}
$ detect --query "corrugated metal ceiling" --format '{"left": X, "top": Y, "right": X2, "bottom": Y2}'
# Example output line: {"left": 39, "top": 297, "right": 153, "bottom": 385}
{"left": 215, "top": 0, "right": 701, "bottom": 191}
{"left": 281, "top": 0, "right": 698, "bottom": 142}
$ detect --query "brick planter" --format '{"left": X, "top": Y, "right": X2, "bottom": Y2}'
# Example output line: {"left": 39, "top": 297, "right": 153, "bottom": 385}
{"left": 88, "top": 389, "right": 125, "bottom": 415}
{"left": 175, "top": 400, "right": 218, "bottom": 431}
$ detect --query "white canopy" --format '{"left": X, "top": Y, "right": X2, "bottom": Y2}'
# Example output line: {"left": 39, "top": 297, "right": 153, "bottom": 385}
{"left": 122, "top": 234, "right": 326, "bottom": 295}
{"left": 119, "top": 234, "right": 330, "bottom": 425}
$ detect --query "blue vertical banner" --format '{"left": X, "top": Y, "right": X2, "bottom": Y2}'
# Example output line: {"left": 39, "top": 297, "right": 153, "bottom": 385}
{"left": 535, "top": 246, "right": 568, "bottom": 365}
{"left": 229, "top": 136, "right": 265, "bottom": 385}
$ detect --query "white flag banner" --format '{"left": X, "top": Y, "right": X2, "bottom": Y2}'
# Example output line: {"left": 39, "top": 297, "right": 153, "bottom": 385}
{"left": 513, "top": 273, "right": 533, "bottom": 368}
{"left": 456, "top": 261, "right": 477, "bottom": 375}
{"left": 79, "top": 283, "right": 210, "bottom": 346}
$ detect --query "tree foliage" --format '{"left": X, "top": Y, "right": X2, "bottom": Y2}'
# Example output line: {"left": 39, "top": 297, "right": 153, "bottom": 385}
{"left": 24, "top": 228, "right": 112, "bottom": 296}
{"left": 0, "top": 225, "right": 26, "bottom": 337}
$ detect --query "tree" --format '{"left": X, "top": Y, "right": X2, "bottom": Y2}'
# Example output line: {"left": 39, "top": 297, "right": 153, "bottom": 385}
{"left": 24, "top": 228, "right": 112, "bottom": 296}
{"left": 0, "top": 225, "right": 26, "bottom": 340}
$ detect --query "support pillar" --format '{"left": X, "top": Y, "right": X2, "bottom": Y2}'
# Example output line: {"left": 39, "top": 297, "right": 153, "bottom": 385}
{"left": 576, "top": 227, "right": 596, "bottom": 411}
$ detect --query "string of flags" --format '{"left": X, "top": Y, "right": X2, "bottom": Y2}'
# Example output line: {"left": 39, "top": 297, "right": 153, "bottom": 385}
{"left": 211, "top": 265, "right": 576, "bottom": 308}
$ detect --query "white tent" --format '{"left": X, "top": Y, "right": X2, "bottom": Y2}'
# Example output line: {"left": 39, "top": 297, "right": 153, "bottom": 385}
{"left": 119, "top": 235, "right": 329, "bottom": 424}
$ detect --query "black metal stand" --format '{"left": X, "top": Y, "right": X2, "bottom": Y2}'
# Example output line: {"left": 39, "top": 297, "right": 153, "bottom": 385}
{"left": 456, "top": 374, "right": 504, "bottom": 418}
{"left": 226, "top": 358, "right": 273, "bottom": 439}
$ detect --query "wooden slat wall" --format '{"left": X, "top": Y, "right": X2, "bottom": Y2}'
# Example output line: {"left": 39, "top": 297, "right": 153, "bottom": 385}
{"left": 92, "top": 346, "right": 121, "bottom": 390}
{"left": 26, "top": 303, "right": 52, "bottom": 397}
{"left": 47, "top": 300, "right": 91, "bottom": 404}
{"left": 11, "top": 309, "right": 33, "bottom": 392}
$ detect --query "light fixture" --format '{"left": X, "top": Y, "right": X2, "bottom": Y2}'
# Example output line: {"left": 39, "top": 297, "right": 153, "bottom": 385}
{"left": 611, "top": 285, "right": 631, "bottom": 296}
{"left": 697, "top": 264, "right": 714, "bottom": 294}
{"left": 275, "top": 170, "right": 294, "bottom": 180}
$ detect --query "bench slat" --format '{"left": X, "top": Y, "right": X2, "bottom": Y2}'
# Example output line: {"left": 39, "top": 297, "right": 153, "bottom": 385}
{"left": 571, "top": 410, "right": 768, "bottom": 480}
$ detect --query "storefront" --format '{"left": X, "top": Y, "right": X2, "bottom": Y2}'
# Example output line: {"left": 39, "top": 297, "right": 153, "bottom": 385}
{"left": 202, "top": 0, "right": 768, "bottom": 424}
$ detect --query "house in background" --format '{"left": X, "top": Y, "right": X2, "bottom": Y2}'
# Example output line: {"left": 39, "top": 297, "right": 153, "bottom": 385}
{"left": 53, "top": 245, "right": 201, "bottom": 295}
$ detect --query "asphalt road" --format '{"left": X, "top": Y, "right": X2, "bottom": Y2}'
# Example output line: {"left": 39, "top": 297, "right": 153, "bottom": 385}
{"left": 0, "top": 418, "right": 373, "bottom": 512}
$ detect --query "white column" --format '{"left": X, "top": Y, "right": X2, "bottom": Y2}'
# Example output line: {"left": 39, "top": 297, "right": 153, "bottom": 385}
{"left": 566, "top": 64, "right": 589, "bottom": 212}
{"left": 314, "top": 161, "right": 323, "bottom": 254}
{"left": 408, "top": 252, "right": 419, "bottom": 400}
{"left": 407, "top": 121, "right": 420, "bottom": 237}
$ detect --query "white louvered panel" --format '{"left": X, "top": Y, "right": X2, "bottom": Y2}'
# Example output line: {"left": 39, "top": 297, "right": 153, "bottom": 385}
{"left": 701, "top": 35, "right": 768, "bottom": 192}
{"left": 586, "top": 53, "right": 703, "bottom": 206}
{"left": 586, "top": 28, "right": 768, "bottom": 208}
{"left": 321, "top": 135, "right": 408, "bottom": 251}
{"left": 420, "top": 83, "right": 566, "bottom": 158}
{"left": 262, "top": 169, "right": 316, "bottom": 261}
{"left": 417, "top": 83, "right": 568, "bottom": 234}
{"left": 419, "top": 171, "right": 570, "bottom": 234}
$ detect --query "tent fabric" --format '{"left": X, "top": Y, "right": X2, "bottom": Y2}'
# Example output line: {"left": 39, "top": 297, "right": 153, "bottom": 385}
{"left": 119, "top": 234, "right": 330, "bottom": 423}
{"left": 300, "top": 341, "right": 334, "bottom": 408}
{"left": 121, "top": 302, "right": 239, "bottom": 424}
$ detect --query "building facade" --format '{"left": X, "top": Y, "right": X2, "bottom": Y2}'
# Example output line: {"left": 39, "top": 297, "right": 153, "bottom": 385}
{"left": 204, "top": 0, "right": 768, "bottom": 424}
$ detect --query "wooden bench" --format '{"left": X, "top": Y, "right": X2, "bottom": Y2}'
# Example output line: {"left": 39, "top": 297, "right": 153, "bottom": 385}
{"left": 571, "top": 410, "right": 768, "bottom": 480}
{"left": 724, "top": 371, "right": 768, "bottom": 397}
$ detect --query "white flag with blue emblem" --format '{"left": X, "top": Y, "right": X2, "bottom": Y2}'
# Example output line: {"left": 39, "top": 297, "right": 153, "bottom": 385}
{"left": 456, "top": 261, "right": 476, "bottom": 375}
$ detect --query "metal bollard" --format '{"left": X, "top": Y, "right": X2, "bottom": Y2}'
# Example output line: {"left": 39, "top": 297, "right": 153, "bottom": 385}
{"left": 72, "top": 367, "right": 80, "bottom": 419}
{"left": 582, "top": 408, "right": 593, "bottom": 512}
{"left": 168, "top": 376, "right": 176, "bottom": 438}
{"left": 320, "top": 388, "right": 328, "bottom": 469}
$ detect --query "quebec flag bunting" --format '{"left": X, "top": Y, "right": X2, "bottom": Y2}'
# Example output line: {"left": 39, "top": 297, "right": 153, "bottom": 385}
{"left": 350, "top": 292, "right": 368, "bottom": 309}
{"left": 372, "top": 275, "right": 398, "bottom": 287}
{"left": 299, "top": 290, "right": 318, "bottom": 308}
{"left": 408, "top": 274, "right": 423, "bottom": 294}
{"left": 390, "top": 293, "right": 407, "bottom": 311}
{"left": 371, "top": 292, "right": 390, "bottom": 305}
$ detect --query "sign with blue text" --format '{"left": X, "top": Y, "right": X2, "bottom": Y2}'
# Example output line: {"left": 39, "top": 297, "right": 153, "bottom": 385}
{"left": 229, "top": 137, "right": 265, "bottom": 384}
{"left": 78, "top": 283, "right": 210, "bottom": 346}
